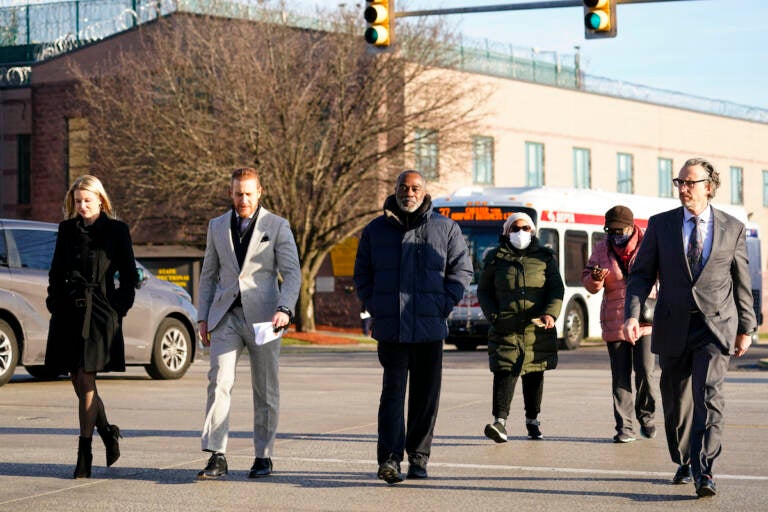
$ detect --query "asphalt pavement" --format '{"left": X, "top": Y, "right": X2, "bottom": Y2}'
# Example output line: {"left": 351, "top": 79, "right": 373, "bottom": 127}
{"left": 1, "top": 343, "right": 767, "bottom": 512}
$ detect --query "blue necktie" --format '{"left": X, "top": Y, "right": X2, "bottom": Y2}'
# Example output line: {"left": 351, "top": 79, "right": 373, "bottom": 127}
{"left": 687, "top": 217, "right": 703, "bottom": 279}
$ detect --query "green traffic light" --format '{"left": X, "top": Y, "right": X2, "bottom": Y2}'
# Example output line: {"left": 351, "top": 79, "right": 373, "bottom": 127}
{"left": 365, "top": 27, "right": 381, "bottom": 45}
{"left": 584, "top": 12, "right": 609, "bottom": 31}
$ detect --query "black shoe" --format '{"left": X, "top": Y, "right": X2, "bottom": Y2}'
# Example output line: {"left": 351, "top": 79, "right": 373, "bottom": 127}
{"left": 97, "top": 424, "right": 123, "bottom": 467}
{"left": 406, "top": 461, "right": 428, "bottom": 479}
{"left": 484, "top": 421, "right": 508, "bottom": 443}
{"left": 248, "top": 457, "right": 273, "bottom": 478}
{"left": 197, "top": 453, "right": 228, "bottom": 480}
{"left": 695, "top": 474, "right": 717, "bottom": 497}
{"left": 377, "top": 458, "right": 403, "bottom": 485}
{"left": 73, "top": 436, "right": 93, "bottom": 479}
{"left": 672, "top": 464, "right": 693, "bottom": 485}
{"left": 526, "top": 419, "right": 543, "bottom": 440}
{"left": 640, "top": 425, "right": 657, "bottom": 439}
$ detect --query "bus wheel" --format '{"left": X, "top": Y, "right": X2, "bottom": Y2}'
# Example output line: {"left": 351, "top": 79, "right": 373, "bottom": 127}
{"left": 561, "top": 300, "right": 584, "bottom": 350}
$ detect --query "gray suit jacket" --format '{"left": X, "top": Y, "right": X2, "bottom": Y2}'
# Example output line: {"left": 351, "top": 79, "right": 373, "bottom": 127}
{"left": 197, "top": 208, "right": 301, "bottom": 337}
{"left": 626, "top": 206, "right": 756, "bottom": 356}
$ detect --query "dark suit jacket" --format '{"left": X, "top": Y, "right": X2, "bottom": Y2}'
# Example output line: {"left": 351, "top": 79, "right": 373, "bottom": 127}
{"left": 625, "top": 206, "right": 756, "bottom": 357}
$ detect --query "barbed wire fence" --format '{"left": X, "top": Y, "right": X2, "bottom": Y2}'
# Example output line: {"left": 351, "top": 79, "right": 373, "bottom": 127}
{"left": 1, "top": 0, "right": 766, "bottom": 123}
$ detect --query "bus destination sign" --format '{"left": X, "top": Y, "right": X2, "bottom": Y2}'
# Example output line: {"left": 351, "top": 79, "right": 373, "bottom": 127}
{"left": 437, "top": 206, "right": 514, "bottom": 222}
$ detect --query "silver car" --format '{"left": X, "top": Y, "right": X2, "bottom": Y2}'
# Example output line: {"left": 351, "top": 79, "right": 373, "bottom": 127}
{"left": 0, "top": 219, "right": 198, "bottom": 386}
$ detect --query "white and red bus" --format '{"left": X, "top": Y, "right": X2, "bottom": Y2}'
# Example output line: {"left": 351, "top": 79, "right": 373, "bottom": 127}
{"left": 433, "top": 186, "right": 762, "bottom": 351}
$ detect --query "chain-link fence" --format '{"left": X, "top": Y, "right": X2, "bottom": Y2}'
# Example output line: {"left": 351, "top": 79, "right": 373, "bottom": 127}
{"left": 1, "top": 0, "right": 766, "bottom": 123}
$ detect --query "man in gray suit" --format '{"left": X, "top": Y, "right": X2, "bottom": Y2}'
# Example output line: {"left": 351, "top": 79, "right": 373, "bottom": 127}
{"left": 624, "top": 158, "right": 755, "bottom": 498}
{"left": 196, "top": 167, "right": 301, "bottom": 480}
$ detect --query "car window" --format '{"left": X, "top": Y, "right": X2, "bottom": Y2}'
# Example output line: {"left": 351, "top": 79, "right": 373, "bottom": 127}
{"left": 0, "top": 228, "right": 7, "bottom": 266}
{"left": 11, "top": 228, "right": 57, "bottom": 270}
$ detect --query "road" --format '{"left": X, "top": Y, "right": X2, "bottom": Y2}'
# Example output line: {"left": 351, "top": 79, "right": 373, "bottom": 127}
{"left": 0, "top": 342, "right": 766, "bottom": 511}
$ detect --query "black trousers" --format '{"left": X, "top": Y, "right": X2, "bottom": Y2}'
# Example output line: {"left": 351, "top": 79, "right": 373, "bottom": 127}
{"left": 659, "top": 313, "right": 730, "bottom": 479}
{"left": 376, "top": 340, "right": 443, "bottom": 465}
{"left": 491, "top": 370, "right": 544, "bottom": 421}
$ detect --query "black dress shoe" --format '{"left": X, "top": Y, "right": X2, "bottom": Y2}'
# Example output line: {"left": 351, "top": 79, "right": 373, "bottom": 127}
{"left": 672, "top": 464, "right": 693, "bottom": 485}
{"left": 248, "top": 457, "right": 273, "bottom": 478}
{"left": 695, "top": 475, "right": 717, "bottom": 497}
{"left": 197, "top": 453, "right": 227, "bottom": 480}
{"left": 406, "top": 463, "right": 428, "bottom": 479}
{"left": 377, "top": 458, "right": 403, "bottom": 485}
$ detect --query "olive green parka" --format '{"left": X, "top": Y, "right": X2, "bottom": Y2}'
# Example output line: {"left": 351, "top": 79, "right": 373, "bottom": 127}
{"left": 477, "top": 235, "right": 564, "bottom": 374}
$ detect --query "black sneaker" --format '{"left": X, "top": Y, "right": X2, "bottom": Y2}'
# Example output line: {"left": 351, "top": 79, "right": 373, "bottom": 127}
{"left": 377, "top": 457, "right": 403, "bottom": 485}
{"left": 526, "top": 419, "right": 543, "bottom": 440}
{"left": 197, "top": 452, "right": 228, "bottom": 479}
{"left": 613, "top": 432, "right": 636, "bottom": 443}
{"left": 640, "top": 425, "right": 657, "bottom": 439}
{"left": 484, "top": 421, "right": 508, "bottom": 443}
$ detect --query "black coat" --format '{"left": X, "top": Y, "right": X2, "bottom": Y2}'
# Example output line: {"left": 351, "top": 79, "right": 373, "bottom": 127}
{"left": 45, "top": 213, "right": 137, "bottom": 373}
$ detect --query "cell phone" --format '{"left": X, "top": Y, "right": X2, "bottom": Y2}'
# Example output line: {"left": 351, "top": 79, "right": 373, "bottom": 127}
{"left": 531, "top": 318, "right": 545, "bottom": 328}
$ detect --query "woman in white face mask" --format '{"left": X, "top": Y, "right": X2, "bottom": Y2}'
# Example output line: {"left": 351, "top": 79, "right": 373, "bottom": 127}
{"left": 476, "top": 212, "right": 565, "bottom": 444}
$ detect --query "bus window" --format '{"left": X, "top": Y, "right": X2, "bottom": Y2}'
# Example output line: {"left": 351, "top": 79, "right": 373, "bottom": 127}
{"left": 591, "top": 231, "right": 606, "bottom": 251}
{"left": 460, "top": 227, "right": 501, "bottom": 284}
{"left": 539, "top": 228, "right": 559, "bottom": 267}
{"left": 564, "top": 230, "right": 589, "bottom": 286}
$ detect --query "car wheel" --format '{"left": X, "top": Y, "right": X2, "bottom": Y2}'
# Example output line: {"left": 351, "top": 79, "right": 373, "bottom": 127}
{"left": 24, "top": 365, "right": 63, "bottom": 380}
{"left": 0, "top": 319, "right": 19, "bottom": 387}
{"left": 561, "top": 299, "right": 584, "bottom": 350}
{"left": 145, "top": 318, "right": 192, "bottom": 380}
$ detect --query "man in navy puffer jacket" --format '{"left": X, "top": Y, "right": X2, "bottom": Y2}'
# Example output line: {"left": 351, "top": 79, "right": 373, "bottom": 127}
{"left": 354, "top": 170, "right": 472, "bottom": 485}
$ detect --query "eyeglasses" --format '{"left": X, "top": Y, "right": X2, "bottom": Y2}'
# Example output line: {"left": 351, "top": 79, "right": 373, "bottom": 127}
{"left": 604, "top": 228, "right": 628, "bottom": 235}
{"left": 510, "top": 225, "right": 532, "bottom": 233}
{"left": 672, "top": 178, "right": 709, "bottom": 188}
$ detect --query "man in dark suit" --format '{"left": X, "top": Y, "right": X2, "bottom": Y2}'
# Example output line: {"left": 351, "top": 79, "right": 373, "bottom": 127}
{"left": 624, "top": 157, "right": 756, "bottom": 498}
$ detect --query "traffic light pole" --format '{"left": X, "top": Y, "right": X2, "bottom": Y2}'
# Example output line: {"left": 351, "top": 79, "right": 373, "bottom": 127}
{"left": 395, "top": 0, "right": 699, "bottom": 18}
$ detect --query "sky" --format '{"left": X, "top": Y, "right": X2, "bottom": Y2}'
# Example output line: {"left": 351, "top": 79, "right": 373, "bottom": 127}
{"left": 3, "top": 0, "right": 767, "bottom": 110}
{"left": 302, "top": 0, "right": 768, "bottom": 110}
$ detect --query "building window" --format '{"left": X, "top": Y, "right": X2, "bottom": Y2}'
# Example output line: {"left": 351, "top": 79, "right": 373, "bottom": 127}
{"left": 617, "top": 152, "right": 633, "bottom": 193}
{"left": 525, "top": 141, "right": 544, "bottom": 186}
{"left": 730, "top": 166, "right": 743, "bottom": 205}
{"left": 472, "top": 135, "right": 494, "bottom": 185}
{"left": 573, "top": 147, "right": 590, "bottom": 189}
{"left": 763, "top": 171, "right": 768, "bottom": 207}
{"left": 66, "top": 117, "right": 90, "bottom": 186}
{"left": 414, "top": 129, "right": 438, "bottom": 180}
{"left": 658, "top": 157, "right": 673, "bottom": 198}
{"left": 17, "top": 135, "right": 31, "bottom": 205}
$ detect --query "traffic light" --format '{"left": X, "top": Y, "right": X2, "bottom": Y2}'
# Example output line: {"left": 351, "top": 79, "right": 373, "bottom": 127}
{"left": 583, "top": 0, "right": 617, "bottom": 39}
{"left": 364, "top": 0, "right": 394, "bottom": 51}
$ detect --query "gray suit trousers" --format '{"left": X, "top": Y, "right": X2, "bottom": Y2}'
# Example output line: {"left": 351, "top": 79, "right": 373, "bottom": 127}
{"left": 201, "top": 306, "right": 281, "bottom": 458}
{"left": 658, "top": 314, "right": 729, "bottom": 478}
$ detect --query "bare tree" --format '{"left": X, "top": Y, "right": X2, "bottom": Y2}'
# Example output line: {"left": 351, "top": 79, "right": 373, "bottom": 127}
{"left": 72, "top": 2, "right": 488, "bottom": 331}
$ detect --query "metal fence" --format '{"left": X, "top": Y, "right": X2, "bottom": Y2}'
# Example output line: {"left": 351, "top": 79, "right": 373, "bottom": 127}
{"left": 1, "top": 0, "right": 766, "bottom": 124}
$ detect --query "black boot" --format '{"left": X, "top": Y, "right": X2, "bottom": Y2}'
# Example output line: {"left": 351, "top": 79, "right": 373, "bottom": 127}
{"left": 74, "top": 436, "right": 93, "bottom": 479}
{"left": 97, "top": 424, "right": 122, "bottom": 467}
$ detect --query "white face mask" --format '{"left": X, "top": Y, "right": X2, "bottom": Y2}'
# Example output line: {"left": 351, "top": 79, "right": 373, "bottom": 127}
{"left": 508, "top": 231, "right": 532, "bottom": 250}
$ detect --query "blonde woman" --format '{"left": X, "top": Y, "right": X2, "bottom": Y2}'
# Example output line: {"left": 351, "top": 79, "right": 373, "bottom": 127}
{"left": 45, "top": 175, "right": 138, "bottom": 478}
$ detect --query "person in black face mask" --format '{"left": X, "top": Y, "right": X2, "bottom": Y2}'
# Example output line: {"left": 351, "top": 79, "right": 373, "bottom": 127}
{"left": 582, "top": 205, "right": 658, "bottom": 444}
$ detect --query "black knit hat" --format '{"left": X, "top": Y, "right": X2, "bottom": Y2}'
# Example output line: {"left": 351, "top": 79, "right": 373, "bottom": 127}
{"left": 605, "top": 205, "right": 634, "bottom": 230}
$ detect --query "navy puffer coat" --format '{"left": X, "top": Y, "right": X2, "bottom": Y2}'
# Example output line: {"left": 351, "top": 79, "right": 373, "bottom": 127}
{"left": 354, "top": 195, "right": 472, "bottom": 343}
